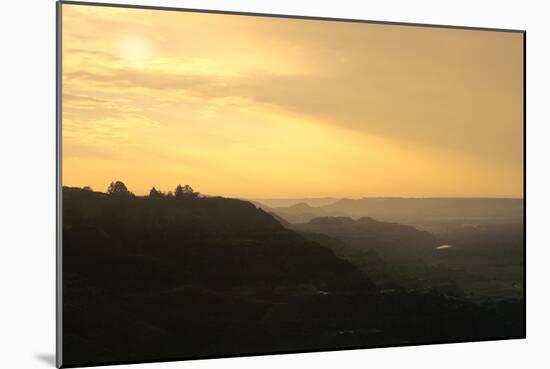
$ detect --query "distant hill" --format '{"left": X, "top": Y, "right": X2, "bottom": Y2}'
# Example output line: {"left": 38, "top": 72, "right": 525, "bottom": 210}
{"left": 252, "top": 198, "right": 338, "bottom": 208}
{"left": 293, "top": 216, "right": 441, "bottom": 259}
{"left": 257, "top": 197, "right": 523, "bottom": 225}
{"left": 323, "top": 198, "right": 523, "bottom": 223}
{"left": 264, "top": 202, "right": 327, "bottom": 224}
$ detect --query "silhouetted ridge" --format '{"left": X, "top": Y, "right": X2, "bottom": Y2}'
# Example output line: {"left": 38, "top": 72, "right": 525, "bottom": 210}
{"left": 263, "top": 202, "right": 327, "bottom": 224}
{"left": 296, "top": 216, "right": 440, "bottom": 258}
{"left": 307, "top": 216, "right": 355, "bottom": 225}
{"left": 357, "top": 216, "right": 376, "bottom": 222}
{"left": 63, "top": 187, "right": 353, "bottom": 291}
{"left": 288, "top": 202, "right": 317, "bottom": 209}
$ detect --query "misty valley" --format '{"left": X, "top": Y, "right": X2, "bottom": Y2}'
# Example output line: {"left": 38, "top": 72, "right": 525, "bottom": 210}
{"left": 258, "top": 198, "right": 524, "bottom": 302}
{"left": 62, "top": 186, "right": 524, "bottom": 366}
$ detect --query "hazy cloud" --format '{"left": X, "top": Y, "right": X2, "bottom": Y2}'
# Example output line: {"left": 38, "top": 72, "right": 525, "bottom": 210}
{"left": 61, "top": 4, "right": 523, "bottom": 197}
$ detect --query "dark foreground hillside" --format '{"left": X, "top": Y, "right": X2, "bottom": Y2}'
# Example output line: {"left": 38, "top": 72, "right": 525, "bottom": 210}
{"left": 62, "top": 187, "right": 524, "bottom": 367}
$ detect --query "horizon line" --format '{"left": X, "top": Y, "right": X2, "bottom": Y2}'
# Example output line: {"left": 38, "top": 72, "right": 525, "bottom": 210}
{"left": 62, "top": 185, "right": 524, "bottom": 200}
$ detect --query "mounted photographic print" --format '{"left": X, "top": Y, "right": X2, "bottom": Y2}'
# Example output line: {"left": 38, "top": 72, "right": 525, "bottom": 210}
{"left": 57, "top": 1, "right": 525, "bottom": 367}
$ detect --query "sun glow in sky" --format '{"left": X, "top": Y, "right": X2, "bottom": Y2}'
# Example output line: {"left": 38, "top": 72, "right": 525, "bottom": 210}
{"left": 62, "top": 4, "right": 524, "bottom": 198}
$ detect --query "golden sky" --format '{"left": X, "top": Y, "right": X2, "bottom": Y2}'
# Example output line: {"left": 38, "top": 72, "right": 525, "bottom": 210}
{"left": 62, "top": 4, "right": 524, "bottom": 198}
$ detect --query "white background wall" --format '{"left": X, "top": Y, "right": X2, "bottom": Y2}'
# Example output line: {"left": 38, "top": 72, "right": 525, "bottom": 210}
{"left": 0, "top": 0, "right": 548, "bottom": 368}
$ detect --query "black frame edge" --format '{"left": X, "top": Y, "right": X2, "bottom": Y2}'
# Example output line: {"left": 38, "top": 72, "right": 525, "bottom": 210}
{"left": 59, "top": 0, "right": 525, "bottom": 34}
{"left": 522, "top": 30, "right": 527, "bottom": 339}
{"left": 56, "top": 1, "right": 64, "bottom": 368}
